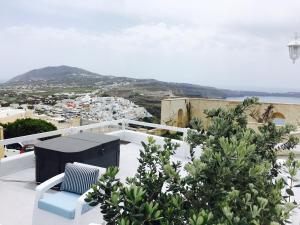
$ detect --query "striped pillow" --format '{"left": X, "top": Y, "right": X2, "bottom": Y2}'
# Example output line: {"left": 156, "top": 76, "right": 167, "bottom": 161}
{"left": 60, "top": 163, "right": 99, "bottom": 195}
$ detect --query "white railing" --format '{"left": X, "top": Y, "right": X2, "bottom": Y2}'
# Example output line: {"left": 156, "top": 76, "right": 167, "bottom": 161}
{"left": 0, "top": 119, "right": 122, "bottom": 146}
{"left": 0, "top": 119, "right": 188, "bottom": 146}
{"left": 126, "top": 119, "right": 187, "bottom": 132}
{"left": 291, "top": 130, "right": 300, "bottom": 136}
{"left": 125, "top": 119, "right": 188, "bottom": 139}
{"left": 1, "top": 118, "right": 299, "bottom": 177}
{"left": 0, "top": 120, "right": 191, "bottom": 176}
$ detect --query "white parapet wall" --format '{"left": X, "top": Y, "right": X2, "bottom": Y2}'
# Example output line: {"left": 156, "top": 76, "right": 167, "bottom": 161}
{"left": 0, "top": 129, "right": 195, "bottom": 177}
{"left": 0, "top": 119, "right": 198, "bottom": 178}
{"left": 0, "top": 151, "right": 35, "bottom": 177}
{"left": 109, "top": 130, "right": 191, "bottom": 159}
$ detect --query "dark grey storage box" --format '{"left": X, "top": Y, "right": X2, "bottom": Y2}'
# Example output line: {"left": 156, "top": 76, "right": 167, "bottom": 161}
{"left": 34, "top": 132, "right": 120, "bottom": 183}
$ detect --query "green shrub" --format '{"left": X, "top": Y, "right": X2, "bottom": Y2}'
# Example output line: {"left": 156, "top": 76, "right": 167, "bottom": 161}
{"left": 161, "top": 131, "right": 182, "bottom": 140}
{"left": 86, "top": 97, "right": 300, "bottom": 225}
{"left": 2, "top": 118, "right": 57, "bottom": 138}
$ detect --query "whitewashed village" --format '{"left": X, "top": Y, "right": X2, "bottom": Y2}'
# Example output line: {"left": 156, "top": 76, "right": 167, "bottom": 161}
{"left": 35, "top": 95, "right": 151, "bottom": 122}
{"left": 0, "top": 93, "right": 152, "bottom": 128}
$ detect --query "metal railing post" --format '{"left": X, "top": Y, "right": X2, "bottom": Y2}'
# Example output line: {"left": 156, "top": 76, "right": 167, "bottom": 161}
{"left": 182, "top": 128, "right": 188, "bottom": 141}
{"left": 0, "top": 126, "right": 4, "bottom": 159}
{"left": 182, "top": 128, "right": 190, "bottom": 159}
{"left": 122, "top": 119, "right": 126, "bottom": 131}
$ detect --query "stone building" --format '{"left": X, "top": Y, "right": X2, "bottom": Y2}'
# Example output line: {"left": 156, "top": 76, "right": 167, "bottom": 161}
{"left": 161, "top": 98, "right": 300, "bottom": 129}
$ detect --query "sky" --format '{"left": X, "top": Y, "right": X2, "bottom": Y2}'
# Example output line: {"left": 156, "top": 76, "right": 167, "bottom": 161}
{"left": 0, "top": 0, "right": 300, "bottom": 91}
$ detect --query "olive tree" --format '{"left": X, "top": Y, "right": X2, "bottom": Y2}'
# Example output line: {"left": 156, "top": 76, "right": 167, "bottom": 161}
{"left": 86, "top": 98, "right": 300, "bottom": 225}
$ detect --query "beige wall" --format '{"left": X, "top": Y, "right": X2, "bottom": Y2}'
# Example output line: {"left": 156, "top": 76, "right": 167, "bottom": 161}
{"left": 0, "top": 110, "right": 75, "bottom": 129}
{"left": 0, "top": 110, "right": 33, "bottom": 124}
{"left": 161, "top": 98, "right": 300, "bottom": 128}
{"left": 161, "top": 98, "right": 190, "bottom": 127}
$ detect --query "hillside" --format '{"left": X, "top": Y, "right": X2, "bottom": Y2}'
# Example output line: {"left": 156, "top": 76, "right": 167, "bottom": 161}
{"left": 3, "top": 66, "right": 243, "bottom": 119}
{"left": 8, "top": 65, "right": 111, "bottom": 85}
{"left": 8, "top": 65, "right": 300, "bottom": 99}
{"left": 6, "top": 65, "right": 245, "bottom": 98}
{"left": 6, "top": 65, "right": 300, "bottom": 119}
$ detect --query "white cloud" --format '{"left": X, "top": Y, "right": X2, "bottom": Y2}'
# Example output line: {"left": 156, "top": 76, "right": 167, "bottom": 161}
{"left": 0, "top": 0, "right": 300, "bottom": 90}
{"left": 0, "top": 22, "right": 282, "bottom": 56}
{"left": 40, "top": 0, "right": 300, "bottom": 26}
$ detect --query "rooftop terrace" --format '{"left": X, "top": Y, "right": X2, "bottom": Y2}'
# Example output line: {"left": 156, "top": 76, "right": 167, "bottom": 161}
{"left": 0, "top": 119, "right": 300, "bottom": 225}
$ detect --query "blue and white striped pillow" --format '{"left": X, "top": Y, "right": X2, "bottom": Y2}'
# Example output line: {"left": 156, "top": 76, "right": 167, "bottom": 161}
{"left": 60, "top": 163, "right": 100, "bottom": 195}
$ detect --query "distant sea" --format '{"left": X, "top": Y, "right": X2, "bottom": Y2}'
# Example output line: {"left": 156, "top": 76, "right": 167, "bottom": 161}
{"left": 226, "top": 96, "right": 300, "bottom": 104}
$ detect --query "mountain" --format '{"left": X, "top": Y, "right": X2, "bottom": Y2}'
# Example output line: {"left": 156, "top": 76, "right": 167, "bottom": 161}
{"left": 6, "top": 65, "right": 241, "bottom": 98}
{"left": 7, "top": 65, "right": 300, "bottom": 100}
{"left": 8, "top": 65, "right": 110, "bottom": 84}
{"left": 6, "top": 65, "right": 300, "bottom": 119}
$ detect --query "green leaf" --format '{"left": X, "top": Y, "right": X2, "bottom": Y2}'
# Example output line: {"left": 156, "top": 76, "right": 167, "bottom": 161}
{"left": 286, "top": 189, "right": 294, "bottom": 196}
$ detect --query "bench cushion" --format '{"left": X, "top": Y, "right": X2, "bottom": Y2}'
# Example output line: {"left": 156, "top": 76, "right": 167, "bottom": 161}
{"left": 38, "top": 191, "right": 92, "bottom": 219}
{"left": 60, "top": 163, "right": 99, "bottom": 195}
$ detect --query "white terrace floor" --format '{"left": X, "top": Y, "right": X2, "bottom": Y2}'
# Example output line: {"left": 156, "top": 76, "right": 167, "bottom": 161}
{"left": 1, "top": 140, "right": 300, "bottom": 225}
{"left": 0, "top": 142, "right": 188, "bottom": 225}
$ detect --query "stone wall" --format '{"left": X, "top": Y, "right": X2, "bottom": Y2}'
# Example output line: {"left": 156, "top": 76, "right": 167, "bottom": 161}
{"left": 161, "top": 98, "right": 300, "bottom": 128}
